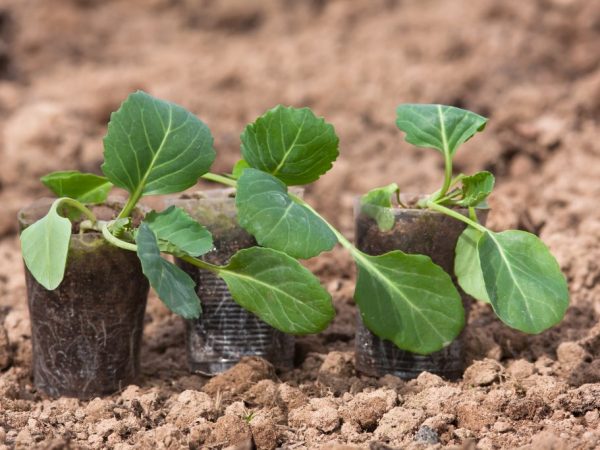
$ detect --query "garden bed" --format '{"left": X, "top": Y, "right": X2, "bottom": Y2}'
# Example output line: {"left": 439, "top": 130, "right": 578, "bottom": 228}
{"left": 1, "top": 0, "right": 600, "bottom": 448}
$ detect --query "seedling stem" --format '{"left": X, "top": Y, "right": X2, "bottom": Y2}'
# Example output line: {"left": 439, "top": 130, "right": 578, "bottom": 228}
{"left": 426, "top": 201, "right": 487, "bottom": 233}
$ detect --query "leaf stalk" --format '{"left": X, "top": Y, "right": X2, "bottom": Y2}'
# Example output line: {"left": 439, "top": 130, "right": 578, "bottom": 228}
{"left": 56, "top": 198, "right": 97, "bottom": 223}
{"left": 178, "top": 254, "right": 221, "bottom": 274}
{"left": 202, "top": 172, "right": 238, "bottom": 188}
{"left": 426, "top": 201, "right": 487, "bottom": 233}
{"left": 101, "top": 222, "right": 138, "bottom": 251}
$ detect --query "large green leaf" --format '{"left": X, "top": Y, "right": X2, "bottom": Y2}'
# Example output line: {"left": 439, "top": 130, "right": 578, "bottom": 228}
{"left": 240, "top": 105, "right": 339, "bottom": 185}
{"left": 41, "top": 171, "right": 113, "bottom": 204}
{"left": 102, "top": 91, "right": 215, "bottom": 197}
{"left": 219, "top": 247, "right": 335, "bottom": 334}
{"left": 478, "top": 230, "right": 569, "bottom": 333}
{"left": 457, "top": 171, "right": 495, "bottom": 207}
{"left": 144, "top": 206, "right": 213, "bottom": 257}
{"left": 20, "top": 199, "right": 71, "bottom": 290}
{"left": 353, "top": 250, "right": 465, "bottom": 354}
{"left": 359, "top": 183, "right": 399, "bottom": 232}
{"left": 455, "top": 227, "right": 490, "bottom": 303}
{"left": 236, "top": 169, "right": 337, "bottom": 259}
{"left": 136, "top": 223, "right": 201, "bottom": 319}
{"left": 396, "top": 104, "right": 487, "bottom": 156}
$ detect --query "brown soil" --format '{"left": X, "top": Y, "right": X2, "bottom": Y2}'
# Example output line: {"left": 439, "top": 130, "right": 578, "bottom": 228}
{"left": 1, "top": 0, "right": 600, "bottom": 448}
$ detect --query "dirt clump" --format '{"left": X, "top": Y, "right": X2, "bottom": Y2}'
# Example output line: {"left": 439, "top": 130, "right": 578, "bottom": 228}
{"left": 206, "top": 414, "right": 253, "bottom": 448}
{"left": 317, "top": 351, "right": 356, "bottom": 395}
{"left": 339, "top": 389, "right": 397, "bottom": 431}
{"left": 277, "top": 383, "right": 309, "bottom": 410}
{"left": 373, "top": 407, "right": 426, "bottom": 443}
{"left": 463, "top": 359, "right": 504, "bottom": 387}
{"left": 507, "top": 359, "right": 536, "bottom": 380}
{"left": 203, "top": 356, "right": 275, "bottom": 400}
{"left": 0, "top": 325, "right": 11, "bottom": 370}
{"left": 165, "top": 389, "right": 218, "bottom": 427}
{"left": 288, "top": 397, "right": 341, "bottom": 434}
{"left": 249, "top": 412, "right": 279, "bottom": 450}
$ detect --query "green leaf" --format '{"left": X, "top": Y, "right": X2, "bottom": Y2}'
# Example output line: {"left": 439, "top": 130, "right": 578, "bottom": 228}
{"left": 109, "top": 218, "right": 131, "bottom": 235}
{"left": 353, "top": 250, "right": 465, "bottom": 354}
{"left": 144, "top": 206, "right": 213, "bottom": 257}
{"left": 457, "top": 171, "right": 495, "bottom": 207}
{"left": 478, "top": 230, "right": 569, "bottom": 334}
{"left": 41, "top": 170, "right": 113, "bottom": 204}
{"left": 455, "top": 227, "right": 490, "bottom": 303}
{"left": 232, "top": 159, "right": 251, "bottom": 179}
{"left": 359, "top": 183, "right": 399, "bottom": 232}
{"left": 20, "top": 199, "right": 72, "bottom": 290}
{"left": 236, "top": 169, "right": 337, "bottom": 259}
{"left": 102, "top": 91, "right": 215, "bottom": 197}
{"left": 241, "top": 105, "right": 339, "bottom": 185}
{"left": 396, "top": 104, "right": 487, "bottom": 156}
{"left": 219, "top": 247, "right": 335, "bottom": 334}
{"left": 136, "top": 223, "right": 201, "bottom": 319}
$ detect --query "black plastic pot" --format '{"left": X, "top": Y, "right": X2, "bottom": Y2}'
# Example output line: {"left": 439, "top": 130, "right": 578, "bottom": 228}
{"left": 19, "top": 199, "right": 149, "bottom": 399}
{"left": 170, "top": 189, "right": 295, "bottom": 375}
{"left": 354, "top": 195, "right": 488, "bottom": 380}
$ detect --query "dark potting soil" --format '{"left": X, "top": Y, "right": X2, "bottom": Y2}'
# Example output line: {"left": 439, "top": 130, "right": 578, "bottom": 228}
{"left": 19, "top": 199, "right": 149, "bottom": 399}
{"left": 25, "top": 234, "right": 149, "bottom": 398}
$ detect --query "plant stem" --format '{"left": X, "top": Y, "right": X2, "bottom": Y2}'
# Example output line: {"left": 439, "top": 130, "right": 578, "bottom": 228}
{"left": 395, "top": 190, "right": 407, "bottom": 208}
{"left": 469, "top": 206, "right": 478, "bottom": 222}
{"left": 178, "top": 254, "right": 221, "bottom": 274}
{"left": 427, "top": 201, "right": 488, "bottom": 233}
{"left": 432, "top": 149, "right": 453, "bottom": 202}
{"left": 101, "top": 222, "right": 138, "bottom": 251}
{"left": 435, "top": 189, "right": 461, "bottom": 205}
{"left": 101, "top": 222, "right": 222, "bottom": 274}
{"left": 56, "top": 198, "right": 97, "bottom": 223}
{"left": 202, "top": 172, "right": 237, "bottom": 188}
{"left": 117, "top": 171, "right": 238, "bottom": 220}
{"left": 116, "top": 193, "right": 140, "bottom": 220}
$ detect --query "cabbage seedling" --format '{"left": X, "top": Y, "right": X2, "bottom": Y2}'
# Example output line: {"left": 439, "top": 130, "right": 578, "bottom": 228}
{"left": 204, "top": 103, "right": 569, "bottom": 355}
{"left": 361, "top": 104, "right": 569, "bottom": 340}
{"left": 198, "top": 106, "right": 465, "bottom": 354}
{"left": 20, "top": 91, "right": 335, "bottom": 335}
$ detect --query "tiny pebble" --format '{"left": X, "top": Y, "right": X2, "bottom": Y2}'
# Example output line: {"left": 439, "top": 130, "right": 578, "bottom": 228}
{"left": 493, "top": 421, "right": 513, "bottom": 433}
{"left": 414, "top": 425, "right": 439, "bottom": 444}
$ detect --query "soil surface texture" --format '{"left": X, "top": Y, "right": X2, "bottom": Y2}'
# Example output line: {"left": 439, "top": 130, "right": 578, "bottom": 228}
{"left": 1, "top": 0, "right": 600, "bottom": 448}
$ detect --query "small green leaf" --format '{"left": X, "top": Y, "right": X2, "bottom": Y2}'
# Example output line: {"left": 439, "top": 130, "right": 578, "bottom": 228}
{"left": 102, "top": 91, "right": 215, "bottom": 197}
{"left": 136, "top": 223, "right": 201, "bottom": 319}
{"left": 41, "top": 171, "right": 113, "bottom": 204}
{"left": 455, "top": 227, "right": 490, "bottom": 303}
{"left": 241, "top": 105, "right": 339, "bottom": 185}
{"left": 144, "top": 206, "right": 213, "bottom": 257}
{"left": 236, "top": 169, "right": 337, "bottom": 259}
{"left": 360, "top": 183, "right": 399, "bottom": 232}
{"left": 457, "top": 171, "right": 495, "bottom": 207}
{"left": 20, "top": 199, "right": 72, "bottom": 290}
{"left": 219, "top": 247, "right": 335, "bottom": 334}
{"left": 109, "top": 218, "right": 131, "bottom": 235}
{"left": 478, "top": 230, "right": 569, "bottom": 334}
{"left": 353, "top": 250, "right": 465, "bottom": 354}
{"left": 232, "top": 159, "right": 251, "bottom": 179}
{"left": 396, "top": 104, "right": 487, "bottom": 156}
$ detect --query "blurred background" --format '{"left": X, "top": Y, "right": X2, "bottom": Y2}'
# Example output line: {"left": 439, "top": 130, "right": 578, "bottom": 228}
{"left": 1, "top": 0, "right": 599, "bottom": 237}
